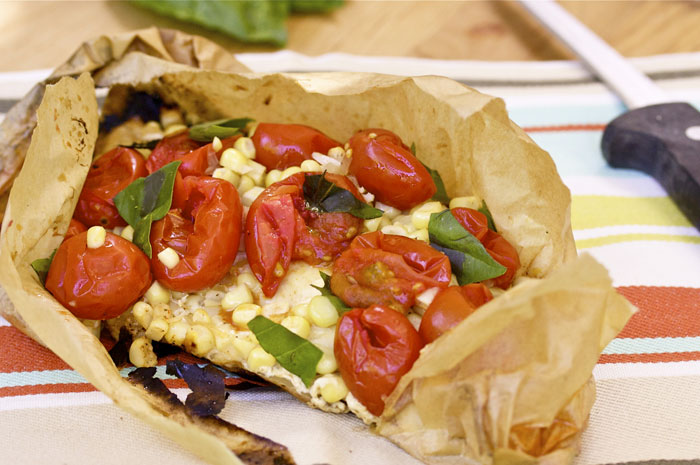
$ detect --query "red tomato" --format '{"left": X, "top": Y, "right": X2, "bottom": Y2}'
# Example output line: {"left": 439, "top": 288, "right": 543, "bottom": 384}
{"left": 245, "top": 172, "right": 363, "bottom": 297}
{"left": 150, "top": 176, "right": 242, "bottom": 292}
{"left": 251, "top": 123, "right": 340, "bottom": 170}
{"left": 450, "top": 208, "right": 520, "bottom": 289}
{"left": 74, "top": 147, "right": 147, "bottom": 228}
{"left": 418, "top": 283, "right": 492, "bottom": 343}
{"left": 146, "top": 133, "right": 240, "bottom": 177}
{"left": 45, "top": 231, "right": 152, "bottom": 320}
{"left": 65, "top": 218, "right": 87, "bottom": 240}
{"left": 348, "top": 129, "right": 436, "bottom": 210}
{"left": 335, "top": 305, "right": 424, "bottom": 416}
{"left": 331, "top": 231, "right": 451, "bottom": 312}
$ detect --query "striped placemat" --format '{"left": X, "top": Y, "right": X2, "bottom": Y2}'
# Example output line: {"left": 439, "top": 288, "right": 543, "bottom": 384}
{"left": 1, "top": 53, "right": 699, "bottom": 465}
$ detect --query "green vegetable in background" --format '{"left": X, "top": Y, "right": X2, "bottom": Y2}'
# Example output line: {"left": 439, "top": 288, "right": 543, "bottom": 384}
{"left": 311, "top": 272, "right": 350, "bottom": 316}
{"left": 131, "top": 0, "right": 344, "bottom": 46}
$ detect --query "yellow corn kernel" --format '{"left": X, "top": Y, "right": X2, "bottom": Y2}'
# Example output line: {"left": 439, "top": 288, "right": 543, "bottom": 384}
{"left": 237, "top": 175, "right": 255, "bottom": 194}
{"left": 381, "top": 224, "right": 408, "bottom": 237}
{"left": 248, "top": 161, "right": 267, "bottom": 186}
{"left": 281, "top": 315, "right": 311, "bottom": 339}
{"left": 237, "top": 272, "right": 261, "bottom": 294}
{"left": 309, "top": 296, "right": 338, "bottom": 328}
{"left": 300, "top": 159, "right": 322, "bottom": 172}
{"left": 407, "top": 229, "right": 429, "bottom": 242}
{"left": 363, "top": 217, "right": 382, "bottom": 232}
{"left": 449, "top": 196, "right": 481, "bottom": 211}
{"left": 246, "top": 122, "right": 259, "bottom": 137}
{"left": 309, "top": 326, "right": 336, "bottom": 349}
{"left": 153, "top": 302, "right": 173, "bottom": 320}
{"left": 191, "top": 308, "right": 212, "bottom": 324}
{"left": 241, "top": 186, "right": 265, "bottom": 208}
{"left": 345, "top": 148, "right": 353, "bottom": 158}
{"left": 212, "top": 167, "right": 240, "bottom": 186}
{"left": 411, "top": 201, "right": 445, "bottom": 230}
{"left": 86, "top": 226, "right": 106, "bottom": 248}
{"left": 280, "top": 165, "right": 302, "bottom": 180}
{"left": 163, "top": 123, "right": 187, "bottom": 137}
{"left": 316, "top": 351, "right": 338, "bottom": 375}
{"left": 415, "top": 287, "right": 439, "bottom": 312}
{"left": 145, "top": 317, "right": 169, "bottom": 341}
{"left": 164, "top": 321, "right": 189, "bottom": 345}
{"left": 233, "top": 334, "right": 256, "bottom": 358}
{"left": 121, "top": 225, "right": 134, "bottom": 242}
{"left": 319, "top": 374, "right": 348, "bottom": 403}
{"left": 211, "top": 136, "right": 223, "bottom": 152}
{"left": 392, "top": 214, "right": 416, "bottom": 232}
{"left": 247, "top": 346, "right": 276, "bottom": 371}
{"left": 234, "top": 137, "right": 256, "bottom": 159}
{"left": 160, "top": 108, "right": 183, "bottom": 128}
{"left": 406, "top": 312, "right": 422, "bottom": 331}
{"left": 132, "top": 301, "right": 154, "bottom": 329}
{"left": 231, "top": 303, "right": 262, "bottom": 328}
{"left": 145, "top": 281, "right": 170, "bottom": 305}
{"left": 265, "top": 169, "right": 283, "bottom": 187}
{"left": 143, "top": 120, "right": 162, "bottom": 135}
{"left": 129, "top": 337, "right": 157, "bottom": 368}
{"left": 220, "top": 148, "right": 250, "bottom": 174}
{"left": 183, "top": 294, "right": 203, "bottom": 310}
{"left": 291, "top": 303, "right": 310, "bottom": 320}
{"left": 327, "top": 146, "right": 345, "bottom": 159}
{"left": 184, "top": 325, "right": 215, "bottom": 357}
{"left": 376, "top": 202, "right": 401, "bottom": 219}
{"left": 221, "top": 285, "right": 254, "bottom": 310}
{"left": 157, "top": 247, "right": 180, "bottom": 270}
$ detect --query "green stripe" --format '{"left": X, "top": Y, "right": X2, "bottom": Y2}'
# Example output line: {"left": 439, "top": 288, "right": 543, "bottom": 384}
{"left": 0, "top": 366, "right": 175, "bottom": 388}
{"left": 576, "top": 233, "right": 700, "bottom": 249}
{"left": 572, "top": 196, "right": 692, "bottom": 229}
{"left": 603, "top": 337, "right": 700, "bottom": 355}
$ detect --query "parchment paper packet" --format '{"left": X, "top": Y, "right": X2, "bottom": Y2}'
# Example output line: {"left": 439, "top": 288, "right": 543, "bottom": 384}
{"left": 0, "top": 28, "right": 635, "bottom": 465}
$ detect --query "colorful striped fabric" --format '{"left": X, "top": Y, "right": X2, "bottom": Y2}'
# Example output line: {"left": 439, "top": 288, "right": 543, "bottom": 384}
{"left": 1, "top": 55, "right": 699, "bottom": 464}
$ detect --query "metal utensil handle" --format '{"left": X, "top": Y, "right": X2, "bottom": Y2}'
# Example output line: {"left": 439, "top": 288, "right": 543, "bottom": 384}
{"left": 519, "top": 0, "right": 668, "bottom": 109}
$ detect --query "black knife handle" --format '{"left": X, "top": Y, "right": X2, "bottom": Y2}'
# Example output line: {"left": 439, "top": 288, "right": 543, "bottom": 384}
{"left": 601, "top": 102, "right": 700, "bottom": 230}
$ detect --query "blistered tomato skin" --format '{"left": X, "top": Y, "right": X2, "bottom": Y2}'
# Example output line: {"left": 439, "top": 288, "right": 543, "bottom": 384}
{"left": 330, "top": 231, "right": 451, "bottom": 312}
{"left": 335, "top": 305, "right": 424, "bottom": 416}
{"left": 348, "top": 129, "right": 436, "bottom": 210}
{"left": 251, "top": 123, "right": 340, "bottom": 170}
{"left": 150, "top": 176, "right": 242, "bottom": 293}
{"left": 73, "top": 147, "right": 147, "bottom": 228}
{"left": 245, "top": 172, "right": 363, "bottom": 297}
{"left": 45, "top": 231, "right": 152, "bottom": 320}
{"left": 65, "top": 218, "right": 87, "bottom": 240}
{"left": 146, "top": 132, "right": 239, "bottom": 177}
{"left": 450, "top": 208, "right": 520, "bottom": 289}
{"left": 419, "top": 283, "right": 492, "bottom": 344}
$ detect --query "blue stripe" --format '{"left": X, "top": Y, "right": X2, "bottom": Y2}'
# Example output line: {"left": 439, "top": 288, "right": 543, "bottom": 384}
{"left": 603, "top": 337, "right": 700, "bottom": 355}
{"left": 0, "top": 366, "right": 176, "bottom": 388}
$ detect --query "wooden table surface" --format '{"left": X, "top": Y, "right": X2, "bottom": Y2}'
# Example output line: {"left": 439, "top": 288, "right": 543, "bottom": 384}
{"left": 0, "top": 1, "right": 699, "bottom": 72}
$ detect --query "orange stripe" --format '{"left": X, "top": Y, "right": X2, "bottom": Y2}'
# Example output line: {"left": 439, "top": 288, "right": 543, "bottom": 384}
{"left": 522, "top": 124, "right": 606, "bottom": 132}
{"left": 0, "top": 378, "right": 192, "bottom": 398}
{"left": 0, "top": 326, "right": 71, "bottom": 372}
{"left": 599, "top": 352, "right": 700, "bottom": 364}
{"left": 615, "top": 286, "right": 700, "bottom": 339}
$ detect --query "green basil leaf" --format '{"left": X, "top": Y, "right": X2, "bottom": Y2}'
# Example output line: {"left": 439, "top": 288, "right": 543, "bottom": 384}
{"left": 478, "top": 200, "right": 497, "bottom": 232}
{"left": 290, "top": 0, "right": 344, "bottom": 13}
{"left": 428, "top": 210, "right": 506, "bottom": 285}
{"left": 311, "top": 272, "right": 350, "bottom": 316}
{"left": 113, "top": 161, "right": 180, "bottom": 258}
{"left": 303, "top": 173, "right": 383, "bottom": 219}
{"left": 31, "top": 249, "right": 57, "bottom": 285}
{"left": 247, "top": 315, "right": 323, "bottom": 387}
{"left": 120, "top": 140, "right": 160, "bottom": 150}
{"left": 410, "top": 142, "right": 450, "bottom": 205}
{"left": 188, "top": 118, "right": 253, "bottom": 142}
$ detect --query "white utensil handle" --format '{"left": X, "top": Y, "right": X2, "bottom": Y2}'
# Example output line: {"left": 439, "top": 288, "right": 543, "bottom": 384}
{"left": 519, "top": 0, "right": 668, "bottom": 109}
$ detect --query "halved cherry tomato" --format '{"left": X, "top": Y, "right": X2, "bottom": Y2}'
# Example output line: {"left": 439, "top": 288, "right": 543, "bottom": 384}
{"left": 74, "top": 147, "right": 147, "bottom": 228}
{"left": 245, "top": 172, "right": 364, "bottom": 297}
{"left": 65, "top": 218, "right": 87, "bottom": 240}
{"left": 251, "top": 123, "right": 340, "bottom": 170}
{"left": 418, "top": 283, "right": 492, "bottom": 344}
{"left": 150, "top": 176, "right": 242, "bottom": 292}
{"left": 450, "top": 208, "right": 520, "bottom": 289}
{"left": 348, "top": 129, "right": 436, "bottom": 210}
{"left": 146, "top": 132, "right": 240, "bottom": 177}
{"left": 331, "top": 231, "right": 451, "bottom": 312}
{"left": 335, "top": 305, "right": 424, "bottom": 416}
{"left": 45, "top": 231, "right": 152, "bottom": 320}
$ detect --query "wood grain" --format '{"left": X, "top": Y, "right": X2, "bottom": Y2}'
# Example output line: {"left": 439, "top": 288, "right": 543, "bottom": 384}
{"left": 0, "top": 0, "right": 698, "bottom": 72}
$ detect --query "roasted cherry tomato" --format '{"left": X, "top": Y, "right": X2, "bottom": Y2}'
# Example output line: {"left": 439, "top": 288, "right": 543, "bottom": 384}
{"left": 150, "top": 176, "right": 242, "bottom": 292}
{"left": 251, "top": 123, "right": 340, "bottom": 170}
{"left": 348, "top": 128, "right": 436, "bottom": 210}
{"left": 418, "top": 283, "right": 492, "bottom": 343}
{"left": 331, "top": 231, "right": 451, "bottom": 312}
{"left": 335, "top": 305, "right": 424, "bottom": 416}
{"left": 146, "top": 132, "right": 240, "bottom": 177}
{"left": 74, "top": 146, "right": 147, "bottom": 228}
{"left": 65, "top": 218, "right": 87, "bottom": 240}
{"left": 451, "top": 207, "right": 520, "bottom": 289}
{"left": 45, "top": 231, "right": 152, "bottom": 320}
{"left": 245, "top": 172, "right": 364, "bottom": 297}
